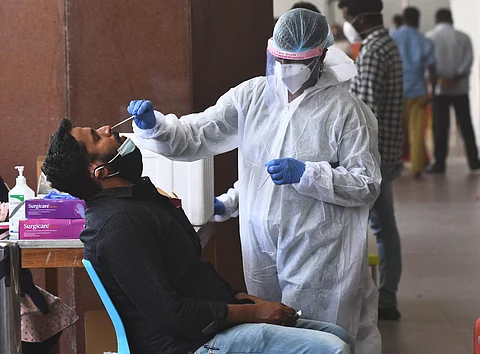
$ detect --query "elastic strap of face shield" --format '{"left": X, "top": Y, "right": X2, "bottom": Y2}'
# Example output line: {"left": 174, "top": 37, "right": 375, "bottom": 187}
{"left": 267, "top": 37, "right": 328, "bottom": 61}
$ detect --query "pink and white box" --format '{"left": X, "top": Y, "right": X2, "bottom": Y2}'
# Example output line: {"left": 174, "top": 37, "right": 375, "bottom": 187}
{"left": 25, "top": 199, "right": 86, "bottom": 219}
{"left": 19, "top": 219, "right": 85, "bottom": 240}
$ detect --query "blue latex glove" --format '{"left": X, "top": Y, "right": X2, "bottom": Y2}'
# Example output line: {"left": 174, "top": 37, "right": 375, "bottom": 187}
{"left": 44, "top": 190, "right": 78, "bottom": 200}
{"left": 127, "top": 100, "right": 156, "bottom": 129}
{"left": 214, "top": 197, "right": 225, "bottom": 215}
{"left": 265, "top": 158, "right": 306, "bottom": 185}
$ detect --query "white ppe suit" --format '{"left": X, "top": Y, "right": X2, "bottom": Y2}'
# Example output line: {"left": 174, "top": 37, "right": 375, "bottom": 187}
{"left": 133, "top": 48, "right": 382, "bottom": 354}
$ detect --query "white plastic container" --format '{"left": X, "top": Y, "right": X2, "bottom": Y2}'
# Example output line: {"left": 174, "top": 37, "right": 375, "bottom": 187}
{"left": 9, "top": 166, "right": 35, "bottom": 239}
{"left": 123, "top": 134, "right": 214, "bottom": 226}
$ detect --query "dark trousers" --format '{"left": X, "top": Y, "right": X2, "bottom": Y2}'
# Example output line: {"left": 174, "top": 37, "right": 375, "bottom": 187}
{"left": 432, "top": 95, "right": 480, "bottom": 169}
{"left": 369, "top": 168, "right": 402, "bottom": 308}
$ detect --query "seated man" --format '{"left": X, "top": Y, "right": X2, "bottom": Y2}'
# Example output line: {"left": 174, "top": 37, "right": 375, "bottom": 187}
{"left": 41, "top": 119, "right": 354, "bottom": 354}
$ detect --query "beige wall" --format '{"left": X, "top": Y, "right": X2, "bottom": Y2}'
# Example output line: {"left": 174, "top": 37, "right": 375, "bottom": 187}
{"left": 0, "top": 0, "right": 67, "bottom": 189}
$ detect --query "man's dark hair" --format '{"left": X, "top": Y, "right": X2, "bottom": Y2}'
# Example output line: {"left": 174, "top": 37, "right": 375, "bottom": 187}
{"left": 436, "top": 8, "right": 453, "bottom": 24}
{"left": 338, "top": 0, "right": 383, "bottom": 25}
{"left": 403, "top": 7, "right": 420, "bottom": 28}
{"left": 393, "top": 14, "right": 403, "bottom": 27}
{"left": 291, "top": 1, "right": 320, "bottom": 13}
{"left": 42, "top": 119, "right": 101, "bottom": 200}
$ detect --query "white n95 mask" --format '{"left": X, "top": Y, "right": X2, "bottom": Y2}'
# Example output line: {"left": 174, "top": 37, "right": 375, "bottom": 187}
{"left": 343, "top": 20, "right": 362, "bottom": 44}
{"left": 275, "top": 60, "right": 318, "bottom": 94}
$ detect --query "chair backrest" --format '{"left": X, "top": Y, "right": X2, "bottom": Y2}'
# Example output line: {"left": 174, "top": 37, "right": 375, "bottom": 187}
{"left": 82, "top": 259, "right": 130, "bottom": 354}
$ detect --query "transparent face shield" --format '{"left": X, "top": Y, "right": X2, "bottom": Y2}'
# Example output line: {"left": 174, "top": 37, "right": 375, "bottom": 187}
{"left": 265, "top": 49, "right": 286, "bottom": 107}
{"left": 265, "top": 38, "right": 326, "bottom": 107}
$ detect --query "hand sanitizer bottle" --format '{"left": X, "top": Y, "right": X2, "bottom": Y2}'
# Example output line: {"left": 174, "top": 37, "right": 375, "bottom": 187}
{"left": 8, "top": 166, "right": 35, "bottom": 239}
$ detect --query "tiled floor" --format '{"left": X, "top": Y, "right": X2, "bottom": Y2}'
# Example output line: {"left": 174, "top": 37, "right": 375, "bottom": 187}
{"left": 372, "top": 151, "right": 480, "bottom": 354}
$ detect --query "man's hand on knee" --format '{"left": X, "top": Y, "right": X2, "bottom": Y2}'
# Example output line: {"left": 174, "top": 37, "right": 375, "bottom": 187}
{"left": 227, "top": 301, "right": 299, "bottom": 327}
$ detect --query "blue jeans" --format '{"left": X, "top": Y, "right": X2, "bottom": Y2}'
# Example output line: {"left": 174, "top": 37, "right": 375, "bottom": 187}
{"left": 369, "top": 167, "right": 402, "bottom": 308}
{"left": 194, "top": 319, "right": 353, "bottom": 354}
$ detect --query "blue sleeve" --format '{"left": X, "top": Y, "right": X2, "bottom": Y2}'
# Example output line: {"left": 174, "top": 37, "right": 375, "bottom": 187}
{"left": 424, "top": 38, "right": 435, "bottom": 65}
{"left": 390, "top": 31, "right": 398, "bottom": 43}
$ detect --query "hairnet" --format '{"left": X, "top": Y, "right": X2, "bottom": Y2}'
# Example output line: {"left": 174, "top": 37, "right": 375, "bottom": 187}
{"left": 273, "top": 9, "right": 330, "bottom": 54}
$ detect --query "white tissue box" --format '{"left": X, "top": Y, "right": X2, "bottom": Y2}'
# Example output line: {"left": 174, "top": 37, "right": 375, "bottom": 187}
{"left": 122, "top": 134, "right": 214, "bottom": 226}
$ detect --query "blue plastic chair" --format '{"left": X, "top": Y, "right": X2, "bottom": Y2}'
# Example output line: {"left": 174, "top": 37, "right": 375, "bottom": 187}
{"left": 82, "top": 259, "right": 131, "bottom": 354}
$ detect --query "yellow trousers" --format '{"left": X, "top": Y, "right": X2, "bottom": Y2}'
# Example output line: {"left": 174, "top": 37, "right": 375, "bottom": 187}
{"left": 404, "top": 96, "right": 428, "bottom": 173}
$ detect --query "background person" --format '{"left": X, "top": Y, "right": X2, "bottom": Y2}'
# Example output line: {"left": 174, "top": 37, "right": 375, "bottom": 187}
{"left": 390, "top": 14, "right": 403, "bottom": 34}
{"left": 291, "top": 1, "right": 320, "bottom": 12}
{"left": 330, "top": 23, "right": 353, "bottom": 58}
{"left": 391, "top": 7, "right": 436, "bottom": 179}
{"left": 338, "top": 0, "right": 404, "bottom": 322}
{"left": 426, "top": 8, "right": 480, "bottom": 174}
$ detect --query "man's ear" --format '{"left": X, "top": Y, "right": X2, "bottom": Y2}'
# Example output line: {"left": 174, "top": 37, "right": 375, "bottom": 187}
{"left": 89, "top": 163, "right": 107, "bottom": 180}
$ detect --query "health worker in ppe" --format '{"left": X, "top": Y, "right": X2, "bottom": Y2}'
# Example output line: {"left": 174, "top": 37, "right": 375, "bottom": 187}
{"left": 129, "top": 9, "right": 382, "bottom": 354}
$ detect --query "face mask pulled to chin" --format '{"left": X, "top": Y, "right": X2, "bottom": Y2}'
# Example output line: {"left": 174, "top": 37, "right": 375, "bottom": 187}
{"left": 116, "top": 147, "right": 143, "bottom": 183}
{"left": 94, "top": 138, "right": 143, "bottom": 184}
